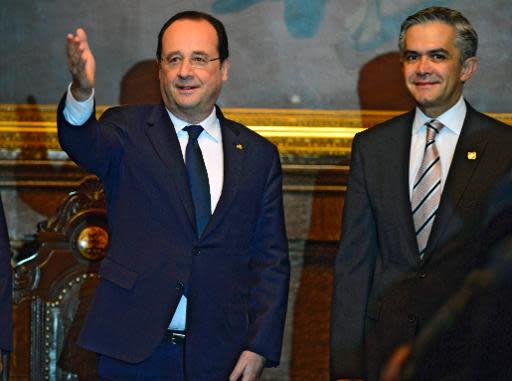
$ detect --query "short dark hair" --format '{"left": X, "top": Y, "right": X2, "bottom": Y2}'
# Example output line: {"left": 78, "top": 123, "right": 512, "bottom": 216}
{"left": 156, "top": 11, "right": 229, "bottom": 63}
{"left": 398, "top": 6, "right": 478, "bottom": 63}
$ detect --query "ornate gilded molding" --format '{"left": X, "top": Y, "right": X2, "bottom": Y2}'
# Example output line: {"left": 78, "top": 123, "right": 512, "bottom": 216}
{"left": 1, "top": 103, "right": 511, "bottom": 189}
{"left": 2, "top": 104, "right": 511, "bottom": 154}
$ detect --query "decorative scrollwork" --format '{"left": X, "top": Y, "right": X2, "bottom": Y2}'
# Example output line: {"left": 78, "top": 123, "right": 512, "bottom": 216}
{"left": 39, "top": 176, "right": 106, "bottom": 233}
{"left": 12, "top": 265, "right": 40, "bottom": 304}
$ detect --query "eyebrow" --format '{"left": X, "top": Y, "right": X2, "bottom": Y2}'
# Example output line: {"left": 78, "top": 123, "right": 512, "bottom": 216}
{"left": 403, "top": 48, "right": 451, "bottom": 56}
{"left": 163, "top": 50, "right": 212, "bottom": 57}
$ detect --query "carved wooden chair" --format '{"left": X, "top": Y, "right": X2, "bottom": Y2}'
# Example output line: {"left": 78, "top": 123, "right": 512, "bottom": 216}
{"left": 12, "top": 176, "right": 107, "bottom": 381}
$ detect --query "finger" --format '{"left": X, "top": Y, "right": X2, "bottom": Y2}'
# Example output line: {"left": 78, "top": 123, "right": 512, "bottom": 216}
{"left": 240, "top": 362, "right": 262, "bottom": 381}
{"left": 66, "top": 31, "right": 90, "bottom": 76}
{"left": 66, "top": 34, "right": 79, "bottom": 56}
{"left": 380, "top": 345, "right": 411, "bottom": 381}
{"left": 67, "top": 29, "right": 89, "bottom": 55}
{"left": 75, "top": 28, "right": 92, "bottom": 54}
{"left": 240, "top": 368, "right": 257, "bottom": 381}
{"left": 76, "top": 27, "right": 87, "bottom": 42}
{"left": 66, "top": 35, "right": 83, "bottom": 66}
{"left": 229, "top": 360, "right": 244, "bottom": 381}
{"left": 67, "top": 48, "right": 85, "bottom": 76}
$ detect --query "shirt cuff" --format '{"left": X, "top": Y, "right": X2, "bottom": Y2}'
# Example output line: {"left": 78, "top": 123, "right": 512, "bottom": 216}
{"left": 62, "top": 83, "right": 95, "bottom": 126}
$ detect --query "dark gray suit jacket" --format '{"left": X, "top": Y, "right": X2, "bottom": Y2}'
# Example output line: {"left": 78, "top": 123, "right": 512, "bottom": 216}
{"left": 402, "top": 170, "right": 512, "bottom": 380}
{"left": 330, "top": 103, "right": 512, "bottom": 381}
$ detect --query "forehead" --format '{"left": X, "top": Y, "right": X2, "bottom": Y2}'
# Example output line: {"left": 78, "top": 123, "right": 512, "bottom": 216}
{"left": 404, "top": 21, "right": 457, "bottom": 52}
{"left": 161, "top": 19, "right": 219, "bottom": 54}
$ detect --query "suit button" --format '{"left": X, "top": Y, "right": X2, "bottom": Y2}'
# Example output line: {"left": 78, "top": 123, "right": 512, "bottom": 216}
{"left": 407, "top": 314, "right": 416, "bottom": 323}
{"left": 175, "top": 282, "right": 184, "bottom": 291}
{"left": 418, "top": 271, "right": 426, "bottom": 278}
{"left": 192, "top": 247, "right": 200, "bottom": 256}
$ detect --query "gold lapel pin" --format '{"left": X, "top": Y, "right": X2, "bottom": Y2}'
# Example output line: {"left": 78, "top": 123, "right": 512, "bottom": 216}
{"left": 467, "top": 151, "right": 477, "bottom": 160}
{"left": 236, "top": 144, "right": 243, "bottom": 150}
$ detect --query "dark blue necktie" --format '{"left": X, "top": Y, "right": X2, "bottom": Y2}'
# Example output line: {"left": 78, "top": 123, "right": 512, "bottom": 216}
{"left": 184, "top": 125, "right": 211, "bottom": 237}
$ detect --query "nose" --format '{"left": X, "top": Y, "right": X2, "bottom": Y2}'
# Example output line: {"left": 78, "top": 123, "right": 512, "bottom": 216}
{"left": 177, "top": 58, "right": 194, "bottom": 78}
{"left": 416, "top": 56, "right": 431, "bottom": 76}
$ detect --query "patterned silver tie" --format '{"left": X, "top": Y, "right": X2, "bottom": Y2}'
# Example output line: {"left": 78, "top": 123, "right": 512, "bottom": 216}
{"left": 411, "top": 120, "right": 444, "bottom": 257}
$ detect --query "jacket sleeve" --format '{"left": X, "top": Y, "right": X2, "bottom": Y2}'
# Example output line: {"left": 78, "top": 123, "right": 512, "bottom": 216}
{"left": 330, "top": 133, "right": 379, "bottom": 379}
{"left": 246, "top": 146, "right": 290, "bottom": 367}
{"left": 57, "top": 92, "right": 124, "bottom": 180}
{"left": 0, "top": 196, "right": 12, "bottom": 352}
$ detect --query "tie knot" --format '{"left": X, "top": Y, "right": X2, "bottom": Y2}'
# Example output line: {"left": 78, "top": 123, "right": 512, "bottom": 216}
{"left": 426, "top": 119, "right": 444, "bottom": 140}
{"left": 184, "top": 125, "right": 204, "bottom": 140}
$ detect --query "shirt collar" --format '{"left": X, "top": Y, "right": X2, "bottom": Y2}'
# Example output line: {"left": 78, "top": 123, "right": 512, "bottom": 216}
{"left": 412, "top": 96, "right": 467, "bottom": 136}
{"left": 166, "top": 107, "right": 221, "bottom": 143}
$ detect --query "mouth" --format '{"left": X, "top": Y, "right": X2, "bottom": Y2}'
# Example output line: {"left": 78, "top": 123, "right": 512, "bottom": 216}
{"left": 175, "top": 84, "right": 200, "bottom": 94}
{"left": 412, "top": 79, "right": 440, "bottom": 88}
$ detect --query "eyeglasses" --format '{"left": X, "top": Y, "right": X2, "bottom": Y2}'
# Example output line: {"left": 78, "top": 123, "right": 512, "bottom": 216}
{"left": 160, "top": 54, "right": 221, "bottom": 69}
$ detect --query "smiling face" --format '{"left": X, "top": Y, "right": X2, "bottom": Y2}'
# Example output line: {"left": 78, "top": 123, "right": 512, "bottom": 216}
{"left": 158, "top": 19, "right": 230, "bottom": 123}
{"left": 401, "top": 21, "right": 477, "bottom": 117}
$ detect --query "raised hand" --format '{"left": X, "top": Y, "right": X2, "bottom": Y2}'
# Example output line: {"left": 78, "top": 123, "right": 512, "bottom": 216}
{"left": 66, "top": 28, "right": 96, "bottom": 101}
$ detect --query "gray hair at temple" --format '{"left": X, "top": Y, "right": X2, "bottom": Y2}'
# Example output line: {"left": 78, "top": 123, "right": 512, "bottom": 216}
{"left": 398, "top": 6, "right": 478, "bottom": 63}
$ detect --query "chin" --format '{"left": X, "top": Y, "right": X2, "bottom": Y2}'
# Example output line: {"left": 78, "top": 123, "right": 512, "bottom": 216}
{"left": 175, "top": 99, "right": 200, "bottom": 109}
{"left": 413, "top": 95, "right": 437, "bottom": 107}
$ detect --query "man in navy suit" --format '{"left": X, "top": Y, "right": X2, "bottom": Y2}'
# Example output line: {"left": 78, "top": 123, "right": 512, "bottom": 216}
{"left": 59, "top": 11, "right": 289, "bottom": 381}
{"left": 0, "top": 198, "right": 11, "bottom": 377}
{"left": 330, "top": 6, "right": 512, "bottom": 381}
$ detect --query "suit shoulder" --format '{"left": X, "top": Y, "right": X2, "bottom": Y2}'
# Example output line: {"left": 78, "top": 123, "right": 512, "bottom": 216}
{"left": 100, "top": 103, "right": 156, "bottom": 120}
{"left": 469, "top": 108, "right": 512, "bottom": 132}
{"left": 223, "top": 117, "right": 278, "bottom": 151}
{"left": 98, "top": 104, "right": 162, "bottom": 135}
{"left": 355, "top": 110, "right": 414, "bottom": 142}
{"left": 465, "top": 106, "right": 512, "bottom": 152}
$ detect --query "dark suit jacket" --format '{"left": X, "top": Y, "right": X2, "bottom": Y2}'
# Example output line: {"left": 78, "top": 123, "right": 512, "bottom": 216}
{"left": 402, "top": 171, "right": 512, "bottom": 381}
{"left": 0, "top": 197, "right": 11, "bottom": 353}
{"left": 57, "top": 97, "right": 290, "bottom": 381}
{"left": 329, "top": 103, "right": 512, "bottom": 381}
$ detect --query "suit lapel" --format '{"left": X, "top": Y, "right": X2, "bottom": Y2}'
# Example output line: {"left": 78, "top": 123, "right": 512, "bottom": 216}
{"left": 144, "top": 103, "right": 196, "bottom": 228}
{"left": 201, "top": 109, "right": 245, "bottom": 237}
{"left": 386, "top": 111, "right": 420, "bottom": 261}
{"left": 426, "top": 105, "right": 489, "bottom": 257}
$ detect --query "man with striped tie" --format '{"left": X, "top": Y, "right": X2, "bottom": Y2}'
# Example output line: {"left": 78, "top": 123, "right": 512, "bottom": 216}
{"left": 330, "top": 6, "right": 512, "bottom": 381}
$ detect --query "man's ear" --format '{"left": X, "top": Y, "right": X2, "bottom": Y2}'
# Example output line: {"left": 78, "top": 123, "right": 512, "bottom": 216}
{"left": 221, "top": 58, "right": 231, "bottom": 81}
{"left": 461, "top": 56, "right": 478, "bottom": 82}
{"left": 156, "top": 58, "right": 162, "bottom": 81}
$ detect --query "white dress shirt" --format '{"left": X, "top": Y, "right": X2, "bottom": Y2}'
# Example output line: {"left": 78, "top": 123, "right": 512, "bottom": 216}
{"left": 409, "top": 96, "right": 467, "bottom": 198}
{"left": 63, "top": 86, "right": 224, "bottom": 331}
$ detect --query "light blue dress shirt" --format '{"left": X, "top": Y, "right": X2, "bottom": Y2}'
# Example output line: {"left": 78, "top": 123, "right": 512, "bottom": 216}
{"left": 409, "top": 96, "right": 467, "bottom": 198}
